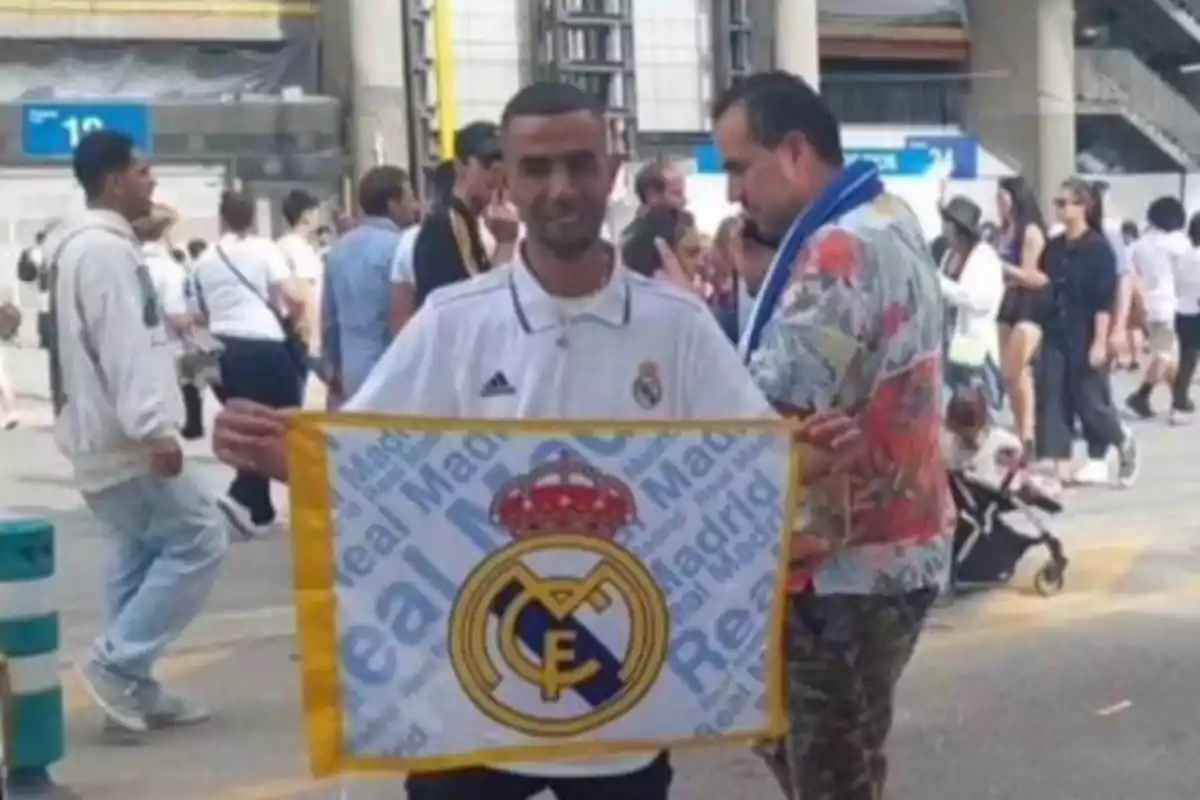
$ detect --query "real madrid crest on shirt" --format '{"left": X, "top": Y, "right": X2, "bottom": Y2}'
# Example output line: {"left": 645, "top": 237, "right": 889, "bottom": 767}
{"left": 631, "top": 361, "right": 663, "bottom": 409}
{"left": 449, "top": 455, "right": 669, "bottom": 737}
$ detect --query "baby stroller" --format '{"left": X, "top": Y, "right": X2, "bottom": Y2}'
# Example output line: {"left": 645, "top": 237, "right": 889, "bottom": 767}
{"left": 944, "top": 388, "right": 1070, "bottom": 597}
{"left": 949, "top": 467, "right": 1069, "bottom": 596}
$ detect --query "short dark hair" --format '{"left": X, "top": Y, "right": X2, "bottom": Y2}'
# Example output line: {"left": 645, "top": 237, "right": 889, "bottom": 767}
{"left": 186, "top": 238, "right": 207, "bottom": 260}
{"left": 454, "top": 121, "right": 501, "bottom": 165}
{"left": 358, "top": 165, "right": 409, "bottom": 217}
{"left": 219, "top": 190, "right": 256, "bottom": 233}
{"left": 1147, "top": 196, "right": 1186, "bottom": 233}
{"left": 712, "top": 70, "right": 843, "bottom": 166}
{"left": 500, "top": 80, "right": 606, "bottom": 131}
{"left": 72, "top": 130, "right": 136, "bottom": 201}
{"left": 634, "top": 160, "right": 668, "bottom": 205}
{"left": 281, "top": 189, "right": 320, "bottom": 228}
{"left": 621, "top": 206, "right": 696, "bottom": 278}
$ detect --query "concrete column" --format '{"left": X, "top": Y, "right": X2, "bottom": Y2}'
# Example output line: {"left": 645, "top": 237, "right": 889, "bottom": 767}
{"left": 775, "top": 0, "right": 820, "bottom": 88}
{"left": 965, "top": 0, "right": 1076, "bottom": 209}
{"left": 320, "top": 0, "right": 410, "bottom": 184}
{"left": 1034, "top": 0, "right": 1077, "bottom": 209}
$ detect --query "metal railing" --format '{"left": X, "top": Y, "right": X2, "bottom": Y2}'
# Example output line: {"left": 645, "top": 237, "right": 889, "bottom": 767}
{"left": 0, "top": 0, "right": 317, "bottom": 16}
{"left": 1076, "top": 48, "right": 1200, "bottom": 164}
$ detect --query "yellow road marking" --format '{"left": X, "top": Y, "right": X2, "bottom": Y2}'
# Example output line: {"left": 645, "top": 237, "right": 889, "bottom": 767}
{"left": 927, "top": 577, "right": 1200, "bottom": 650}
{"left": 229, "top": 775, "right": 395, "bottom": 800}
{"left": 63, "top": 648, "right": 234, "bottom": 712}
{"left": 934, "top": 533, "right": 1153, "bottom": 633}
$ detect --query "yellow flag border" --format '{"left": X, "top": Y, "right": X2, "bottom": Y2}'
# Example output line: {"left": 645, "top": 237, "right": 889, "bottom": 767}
{"left": 287, "top": 414, "right": 804, "bottom": 777}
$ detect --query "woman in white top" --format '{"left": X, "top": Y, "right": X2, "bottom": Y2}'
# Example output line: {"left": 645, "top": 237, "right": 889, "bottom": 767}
{"left": 133, "top": 203, "right": 207, "bottom": 439}
{"left": 937, "top": 196, "right": 1006, "bottom": 412}
{"left": 189, "top": 190, "right": 303, "bottom": 536}
{"left": 1171, "top": 213, "right": 1200, "bottom": 422}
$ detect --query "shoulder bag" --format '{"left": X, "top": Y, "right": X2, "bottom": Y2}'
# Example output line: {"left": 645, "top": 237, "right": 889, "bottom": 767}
{"left": 213, "top": 245, "right": 309, "bottom": 377}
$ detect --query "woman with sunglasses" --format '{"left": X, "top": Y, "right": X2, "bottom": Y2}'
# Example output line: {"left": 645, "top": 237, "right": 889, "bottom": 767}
{"left": 1034, "top": 178, "right": 1138, "bottom": 487}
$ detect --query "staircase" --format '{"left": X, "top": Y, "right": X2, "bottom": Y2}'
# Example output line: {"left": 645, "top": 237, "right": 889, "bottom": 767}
{"left": 1162, "top": 0, "right": 1200, "bottom": 42}
{"left": 1076, "top": 48, "right": 1200, "bottom": 168}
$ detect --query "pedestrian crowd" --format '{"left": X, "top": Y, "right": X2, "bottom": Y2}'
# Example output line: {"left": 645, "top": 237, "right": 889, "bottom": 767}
{"left": 0, "top": 67, "right": 1192, "bottom": 800}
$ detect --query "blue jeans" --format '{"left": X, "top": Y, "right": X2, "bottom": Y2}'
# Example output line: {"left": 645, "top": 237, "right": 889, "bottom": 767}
{"left": 83, "top": 468, "right": 228, "bottom": 681}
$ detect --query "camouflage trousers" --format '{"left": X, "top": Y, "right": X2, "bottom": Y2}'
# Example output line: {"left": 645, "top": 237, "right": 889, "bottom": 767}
{"left": 756, "top": 588, "right": 937, "bottom": 800}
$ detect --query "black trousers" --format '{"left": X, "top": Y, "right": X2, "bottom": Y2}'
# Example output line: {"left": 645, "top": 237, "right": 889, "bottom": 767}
{"left": 1035, "top": 332, "right": 1124, "bottom": 461}
{"left": 181, "top": 383, "right": 204, "bottom": 440}
{"left": 212, "top": 336, "right": 301, "bottom": 524}
{"left": 1173, "top": 313, "right": 1200, "bottom": 409}
{"left": 405, "top": 754, "right": 672, "bottom": 800}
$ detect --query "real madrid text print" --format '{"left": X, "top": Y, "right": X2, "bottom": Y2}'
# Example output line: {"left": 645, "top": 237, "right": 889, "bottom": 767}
{"left": 448, "top": 455, "right": 670, "bottom": 738}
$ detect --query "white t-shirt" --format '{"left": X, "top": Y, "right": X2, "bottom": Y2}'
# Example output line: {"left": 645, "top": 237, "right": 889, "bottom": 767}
{"left": 1175, "top": 246, "right": 1200, "bottom": 316}
{"left": 388, "top": 225, "right": 420, "bottom": 285}
{"left": 1130, "top": 228, "right": 1190, "bottom": 322}
{"left": 277, "top": 231, "right": 324, "bottom": 283}
{"left": 189, "top": 233, "right": 290, "bottom": 341}
{"left": 347, "top": 258, "right": 774, "bottom": 779}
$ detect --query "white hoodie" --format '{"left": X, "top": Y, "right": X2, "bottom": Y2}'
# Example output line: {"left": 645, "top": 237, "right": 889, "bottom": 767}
{"left": 51, "top": 209, "right": 183, "bottom": 493}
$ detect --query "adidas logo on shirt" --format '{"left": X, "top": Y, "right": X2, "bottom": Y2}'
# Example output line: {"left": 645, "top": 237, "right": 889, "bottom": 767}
{"left": 480, "top": 370, "right": 516, "bottom": 398}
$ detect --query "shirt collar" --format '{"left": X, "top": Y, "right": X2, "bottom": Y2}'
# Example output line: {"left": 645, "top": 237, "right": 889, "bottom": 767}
{"left": 358, "top": 215, "right": 402, "bottom": 234}
{"left": 508, "top": 247, "right": 632, "bottom": 333}
{"left": 82, "top": 208, "right": 135, "bottom": 238}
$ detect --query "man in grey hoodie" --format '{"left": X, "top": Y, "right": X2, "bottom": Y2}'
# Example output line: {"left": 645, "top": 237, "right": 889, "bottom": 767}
{"left": 51, "top": 130, "right": 228, "bottom": 736}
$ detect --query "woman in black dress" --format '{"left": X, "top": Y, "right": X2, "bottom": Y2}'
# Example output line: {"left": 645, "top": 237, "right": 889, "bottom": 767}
{"left": 995, "top": 175, "right": 1049, "bottom": 457}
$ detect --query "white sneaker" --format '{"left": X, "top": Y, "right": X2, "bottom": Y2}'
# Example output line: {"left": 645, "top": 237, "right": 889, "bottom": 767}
{"left": 1072, "top": 459, "right": 1110, "bottom": 486}
{"left": 216, "top": 496, "right": 266, "bottom": 540}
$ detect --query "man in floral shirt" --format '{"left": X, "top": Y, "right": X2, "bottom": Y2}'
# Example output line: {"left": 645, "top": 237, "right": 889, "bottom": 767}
{"left": 712, "top": 71, "right": 949, "bottom": 800}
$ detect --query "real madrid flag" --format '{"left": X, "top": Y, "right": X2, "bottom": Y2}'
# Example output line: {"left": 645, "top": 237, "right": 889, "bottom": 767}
{"left": 288, "top": 416, "right": 800, "bottom": 776}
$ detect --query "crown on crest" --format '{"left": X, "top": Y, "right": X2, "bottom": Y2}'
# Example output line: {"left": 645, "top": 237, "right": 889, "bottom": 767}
{"left": 489, "top": 454, "right": 637, "bottom": 541}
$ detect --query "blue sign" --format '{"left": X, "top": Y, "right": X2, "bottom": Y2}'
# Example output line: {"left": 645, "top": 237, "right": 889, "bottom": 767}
{"left": 693, "top": 144, "right": 723, "bottom": 175}
{"left": 693, "top": 138, "right": 978, "bottom": 179}
{"left": 21, "top": 103, "right": 152, "bottom": 160}
{"left": 844, "top": 147, "right": 937, "bottom": 177}
{"left": 903, "top": 134, "right": 978, "bottom": 179}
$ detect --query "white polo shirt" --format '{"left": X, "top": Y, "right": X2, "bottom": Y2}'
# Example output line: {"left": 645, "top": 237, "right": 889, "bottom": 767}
{"left": 189, "top": 233, "right": 290, "bottom": 341}
{"left": 347, "top": 255, "right": 774, "bottom": 778}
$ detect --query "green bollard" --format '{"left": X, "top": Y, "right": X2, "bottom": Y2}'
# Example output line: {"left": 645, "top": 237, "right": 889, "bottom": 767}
{"left": 0, "top": 516, "right": 65, "bottom": 797}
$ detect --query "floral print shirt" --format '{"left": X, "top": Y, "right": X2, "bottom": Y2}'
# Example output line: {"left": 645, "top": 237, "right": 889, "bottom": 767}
{"left": 749, "top": 193, "right": 953, "bottom": 595}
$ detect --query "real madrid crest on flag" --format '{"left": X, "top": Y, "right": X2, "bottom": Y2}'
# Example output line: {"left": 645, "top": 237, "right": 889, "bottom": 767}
{"left": 450, "top": 455, "right": 669, "bottom": 737}
{"left": 286, "top": 418, "right": 800, "bottom": 776}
